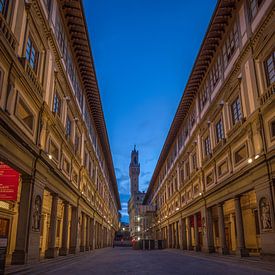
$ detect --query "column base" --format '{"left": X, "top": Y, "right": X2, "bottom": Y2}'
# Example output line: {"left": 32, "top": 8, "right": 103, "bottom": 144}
{"left": 80, "top": 245, "right": 85, "bottom": 252}
{"left": 59, "top": 247, "right": 68, "bottom": 256}
{"left": 194, "top": 245, "right": 201, "bottom": 252}
{"left": 236, "top": 248, "right": 249, "bottom": 257}
{"left": 11, "top": 250, "right": 27, "bottom": 265}
{"left": 69, "top": 246, "right": 79, "bottom": 254}
{"left": 202, "top": 246, "right": 215, "bottom": 253}
{"left": 219, "top": 247, "right": 229, "bottom": 255}
{"left": 45, "top": 247, "right": 58, "bottom": 258}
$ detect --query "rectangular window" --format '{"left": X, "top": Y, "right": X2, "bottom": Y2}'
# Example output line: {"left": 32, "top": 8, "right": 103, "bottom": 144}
{"left": 231, "top": 96, "right": 242, "bottom": 125}
{"left": 264, "top": 51, "right": 275, "bottom": 86}
{"left": 270, "top": 120, "right": 275, "bottom": 140}
{"left": 209, "top": 57, "right": 221, "bottom": 92}
{"left": 49, "top": 139, "right": 59, "bottom": 162}
{"left": 249, "top": 0, "right": 264, "bottom": 20}
{"left": 200, "top": 81, "right": 209, "bottom": 110}
{"left": 204, "top": 136, "right": 211, "bottom": 157}
{"left": 190, "top": 109, "right": 196, "bottom": 128}
{"left": 0, "top": 0, "right": 9, "bottom": 18}
{"left": 223, "top": 23, "right": 239, "bottom": 68}
{"left": 192, "top": 153, "right": 197, "bottom": 171}
{"left": 234, "top": 144, "right": 247, "bottom": 164}
{"left": 185, "top": 161, "right": 190, "bottom": 178}
{"left": 15, "top": 96, "right": 35, "bottom": 133}
{"left": 180, "top": 168, "right": 184, "bottom": 184}
{"left": 0, "top": 67, "right": 4, "bottom": 99}
{"left": 65, "top": 115, "right": 72, "bottom": 138}
{"left": 215, "top": 119, "right": 224, "bottom": 143}
{"left": 53, "top": 92, "right": 62, "bottom": 117}
{"left": 26, "top": 37, "right": 38, "bottom": 71}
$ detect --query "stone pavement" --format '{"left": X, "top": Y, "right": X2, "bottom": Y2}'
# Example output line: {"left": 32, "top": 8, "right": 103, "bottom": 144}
{"left": 5, "top": 247, "right": 275, "bottom": 275}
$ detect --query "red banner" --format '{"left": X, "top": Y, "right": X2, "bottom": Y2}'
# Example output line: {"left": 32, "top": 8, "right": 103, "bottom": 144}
{"left": 0, "top": 163, "right": 20, "bottom": 201}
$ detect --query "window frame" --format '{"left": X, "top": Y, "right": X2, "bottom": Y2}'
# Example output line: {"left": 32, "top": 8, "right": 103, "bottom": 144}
{"left": 268, "top": 118, "right": 275, "bottom": 142}
{"left": 25, "top": 35, "right": 39, "bottom": 72}
{"left": 215, "top": 118, "right": 225, "bottom": 144}
{"left": 52, "top": 91, "right": 62, "bottom": 118}
{"left": 230, "top": 96, "right": 243, "bottom": 126}
{"left": 264, "top": 50, "right": 275, "bottom": 87}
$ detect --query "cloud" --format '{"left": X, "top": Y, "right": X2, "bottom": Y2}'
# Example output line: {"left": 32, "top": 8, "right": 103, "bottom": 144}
{"left": 140, "top": 171, "right": 151, "bottom": 177}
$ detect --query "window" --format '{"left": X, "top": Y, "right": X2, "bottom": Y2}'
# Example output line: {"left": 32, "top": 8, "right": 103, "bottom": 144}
{"left": 234, "top": 144, "right": 247, "bottom": 164}
{"left": 180, "top": 168, "right": 184, "bottom": 184}
{"left": 215, "top": 119, "right": 224, "bottom": 143}
{"left": 72, "top": 170, "right": 78, "bottom": 184}
{"left": 190, "top": 109, "right": 196, "bottom": 128}
{"left": 26, "top": 37, "right": 38, "bottom": 71}
{"left": 15, "top": 96, "right": 35, "bottom": 132}
{"left": 49, "top": 139, "right": 59, "bottom": 162}
{"left": 217, "top": 161, "right": 228, "bottom": 177}
{"left": 0, "top": 0, "right": 9, "bottom": 18}
{"left": 223, "top": 23, "right": 239, "bottom": 68}
{"left": 209, "top": 57, "right": 221, "bottom": 92}
{"left": 249, "top": 0, "right": 264, "bottom": 20}
{"left": 185, "top": 161, "right": 190, "bottom": 178}
{"left": 200, "top": 81, "right": 209, "bottom": 110}
{"left": 192, "top": 153, "right": 197, "bottom": 171}
{"left": 53, "top": 92, "right": 62, "bottom": 117}
{"left": 0, "top": 67, "right": 4, "bottom": 99}
{"left": 264, "top": 51, "right": 275, "bottom": 86}
{"left": 65, "top": 115, "right": 72, "bottom": 138}
{"left": 269, "top": 119, "right": 275, "bottom": 140}
{"left": 231, "top": 96, "right": 242, "bottom": 125}
{"left": 204, "top": 136, "right": 211, "bottom": 157}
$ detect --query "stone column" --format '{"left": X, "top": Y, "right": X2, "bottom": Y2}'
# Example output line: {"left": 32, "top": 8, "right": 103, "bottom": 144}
{"left": 90, "top": 218, "right": 94, "bottom": 250}
{"left": 182, "top": 218, "right": 187, "bottom": 250}
{"left": 205, "top": 207, "right": 215, "bottom": 253}
{"left": 234, "top": 196, "right": 249, "bottom": 257}
{"left": 11, "top": 174, "right": 44, "bottom": 264}
{"left": 179, "top": 219, "right": 183, "bottom": 249}
{"left": 45, "top": 194, "right": 59, "bottom": 258}
{"left": 60, "top": 201, "right": 69, "bottom": 256}
{"left": 175, "top": 221, "right": 179, "bottom": 249}
{"left": 194, "top": 213, "right": 200, "bottom": 251}
{"left": 86, "top": 216, "right": 90, "bottom": 251}
{"left": 186, "top": 216, "right": 192, "bottom": 250}
{"left": 167, "top": 224, "right": 171, "bottom": 248}
{"left": 217, "top": 203, "right": 229, "bottom": 255}
{"left": 69, "top": 206, "right": 80, "bottom": 254}
{"left": 80, "top": 213, "right": 86, "bottom": 252}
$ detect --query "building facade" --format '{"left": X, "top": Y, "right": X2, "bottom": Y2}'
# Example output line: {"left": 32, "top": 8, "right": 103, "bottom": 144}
{"left": 0, "top": 0, "right": 120, "bottom": 265}
{"left": 144, "top": 0, "right": 275, "bottom": 258}
{"left": 128, "top": 147, "right": 145, "bottom": 240}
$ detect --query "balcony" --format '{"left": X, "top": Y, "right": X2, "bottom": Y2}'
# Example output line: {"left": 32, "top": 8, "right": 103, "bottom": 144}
{"left": 0, "top": 13, "right": 18, "bottom": 51}
{"left": 260, "top": 83, "right": 275, "bottom": 105}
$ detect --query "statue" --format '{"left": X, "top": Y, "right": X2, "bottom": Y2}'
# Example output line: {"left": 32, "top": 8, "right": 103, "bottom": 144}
{"left": 33, "top": 195, "right": 42, "bottom": 230}
{"left": 260, "top": 197, "right": 272, "bottom": 230}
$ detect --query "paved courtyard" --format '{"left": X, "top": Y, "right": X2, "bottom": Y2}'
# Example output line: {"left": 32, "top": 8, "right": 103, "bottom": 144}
{"left": 6, "top": 247, "right": 275, "bottom": 275}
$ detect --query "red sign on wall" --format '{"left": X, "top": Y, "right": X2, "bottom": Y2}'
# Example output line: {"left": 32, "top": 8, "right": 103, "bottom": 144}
{"left": 0, "top": 163, "right": 20, "bottom": 201}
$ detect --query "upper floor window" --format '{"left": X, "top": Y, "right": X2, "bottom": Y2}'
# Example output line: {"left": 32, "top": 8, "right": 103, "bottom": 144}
{"left": 215, "top": 119, "right": 224, "bottom": 143}
{"left": 0, "top": 67, "right": 4, "bottom": 99}
{"left": 209, "top": 56, "right": 221, "bottom": 92}
{"left": 26, "top": 37, "right": 38, "bottom": 71}
{"left": 269, "top": 119, "right": 275, "bottom": 140}
{"left": 249, "top": 0, "right": 264, "bottom": 21}
{"left": 264, "top": 51, "right": 275, "bottom": 87}
{"left": 0, "top": 0, "right": 9, "bottom": 18}
{"left": 223, "top": 23, "right": 239, "bottom": 68}
{"left": 65, "top": 115, "right": 72, "bottom": 138}
{"left": 53, "top": 92, "right": 62, "bottom": 117}
{"left": 200, "top": 81, "right": 209, "bottom": 110}
{"left": 48, "top": 139, "right": 59, "bottom": 162}
{"left": 190, "top": 109, "right": 196, "bottom": 128}
{"left": 231, "top": 96, "right": 242, "bottom": 125}
{"left": 204, "top": 136, "right": 211, "bottom": 157}
{"left": 192, "top": 152, "right": 197, "bottom": 171}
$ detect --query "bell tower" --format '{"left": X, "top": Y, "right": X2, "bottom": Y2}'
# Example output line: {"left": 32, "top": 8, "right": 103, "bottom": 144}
{"left": 129, "top": 145, "right": 140, "bottom": 196}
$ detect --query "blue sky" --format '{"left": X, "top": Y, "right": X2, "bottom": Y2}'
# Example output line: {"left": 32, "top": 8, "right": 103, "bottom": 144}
{"left": 83, "top": 0, "right": 217, "bottom": 222}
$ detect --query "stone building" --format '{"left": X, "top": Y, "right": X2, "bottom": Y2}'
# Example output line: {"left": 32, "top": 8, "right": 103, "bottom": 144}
{"left": 128, "top": 147, "right": 145, "bottom": 240}
{"left": 143, "top": 0, "right": 275, "bottom": 258}
{"left": 0, "top": 0, "right": 120, "bottom": 265}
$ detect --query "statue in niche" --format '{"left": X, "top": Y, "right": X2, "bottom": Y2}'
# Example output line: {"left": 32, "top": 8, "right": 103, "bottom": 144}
{"left": 260, "top": 197, "right": 272, "bottom": 230}
{"left": 33, "top": 195, "right": 42, "bottom": 231}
